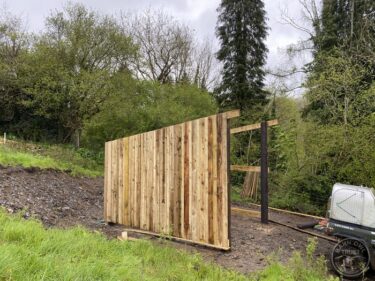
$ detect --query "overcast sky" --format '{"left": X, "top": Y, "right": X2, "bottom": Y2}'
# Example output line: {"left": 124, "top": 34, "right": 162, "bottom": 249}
{"left": 2, "top": 0, "right": 314, "bottom": 93}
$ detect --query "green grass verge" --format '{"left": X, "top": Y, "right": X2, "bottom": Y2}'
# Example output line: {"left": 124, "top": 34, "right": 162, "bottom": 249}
{"left": 0, "top": 210, "right": 244, "bottom": 281}
{"left": 0, "top": 210, "right": 338, "bottom": 281}
{"left": 0, "top": 142, "right": 102, "bottom": 177}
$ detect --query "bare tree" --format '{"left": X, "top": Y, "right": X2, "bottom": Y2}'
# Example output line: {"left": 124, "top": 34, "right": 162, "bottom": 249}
{"left": 121, "top": 9, "right": 216, "bottom": 88}
{"left": 0, "top": 6, "right": 29, "bottom": 71}
{"left": 264, "top": 0, "right": 322, "bottom": 94}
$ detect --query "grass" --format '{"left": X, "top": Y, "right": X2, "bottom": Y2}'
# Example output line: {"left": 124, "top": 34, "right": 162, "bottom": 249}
{"left": 0, "top": 141, "right": 102, "bottom": 177}
{"left": 0, "top": 209, "right": 245, "bottom": 281}
{"left": 0, "top": 210, "right": 338, "bottom": 281}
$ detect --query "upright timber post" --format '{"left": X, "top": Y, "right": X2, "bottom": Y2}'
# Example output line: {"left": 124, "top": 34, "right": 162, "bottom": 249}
{"left": 260, "top": 121, "right": 269, "bottom": 224}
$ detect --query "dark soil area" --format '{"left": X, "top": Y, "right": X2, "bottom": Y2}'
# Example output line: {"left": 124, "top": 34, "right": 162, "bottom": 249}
{"left": 0, "top": 165, "right": 123, "bottom": 237}
{"left": 0, "top": 165, "right": 372, "bottom": 279}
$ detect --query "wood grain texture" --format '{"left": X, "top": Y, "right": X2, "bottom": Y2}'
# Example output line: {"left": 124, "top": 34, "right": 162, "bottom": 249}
{"left": 230, "top": 165, "right": 262, "bottom": 172}
{"left": 104, "top": 112, "right": 234, "bottom": 250}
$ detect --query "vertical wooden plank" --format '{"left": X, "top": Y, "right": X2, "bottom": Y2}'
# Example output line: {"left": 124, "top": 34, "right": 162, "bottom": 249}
{"left": 191, "top": 119, "right": 198, "bottom": 242}
{"left": 136, "top": 134, "right": 142, "bottom": 228}
{"left": 108, "top": 141, "right": 113, "bottom": 222}
{"left": 117, "top": 139, "right": 121, "bottom": 224}
{"left": 110, "top": 140, "right": 116, "bottom": 223}
{"left": 198, "top": 117, "right": 207, "bottom": 242}
{"left": 212, "top": 116, "right": 219, "bottom": 246}
{"left": 145, "top": 132, "right": 150, "bottom": 230}
{"left": 123, "top": 137, "right": 130, "bottom": 225}
{"left": 153, "top": 130, "right": 161, "bottom": 233}
{"left": 166, "top": 127, "right": 172, "bottom": 234}
{"left": 148, "top": 131, "right": 155, "bottom": 231}
{"left": 141, "top": 133, "right": 147, "bottom": 229}
{"left": 118, "top": 139, "right": 124, "bottom": 225}
{"left": 183, "top": 122, "right": 190, "bottom": 238}
{"left": 179, "top": 124, "right": 185, "bottom": 238}
{"left": 129, "top": 136, "right": 134, "bottom": 227}
{"left": 174, "top": 124, "right": 182, "bottom": 237}
{"left": 207, "top": 117, "right": 214, "bottom": 244}
{"left": 216, "top": 114, "right": 223, "bottom": 246}
{"left": 221, "top": 113, "right": 229, "bottom": 248}
{"left": 128, "top": 136, "right": 134, "bottom": 227}
{"left": 168, "top": 126, "right": 175, "bottom": 235}
{"left": 104, "top": 142, "right": 109, "bottom": 221}
{"left": 204, "top": 117, "right": 209, "bottom": 243}
{"left": 161, "top": 128, "right": 167, "bottom": 234}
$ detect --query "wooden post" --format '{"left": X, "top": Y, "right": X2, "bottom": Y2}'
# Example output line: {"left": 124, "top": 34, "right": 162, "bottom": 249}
{"left": 3, "top": 132, "right": 6, "bottom": 145}
{"left": 260, "top": 121, "right": 268, "bottom": 224}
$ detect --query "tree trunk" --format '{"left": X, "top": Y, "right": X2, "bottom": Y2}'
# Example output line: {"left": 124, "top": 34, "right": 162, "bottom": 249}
{"left": 75, "top": 129, "right": 81, "bottom": 148}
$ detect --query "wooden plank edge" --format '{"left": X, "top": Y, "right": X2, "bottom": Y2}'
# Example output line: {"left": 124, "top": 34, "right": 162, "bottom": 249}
{"left": 106, "top": 110, "right": 241, "bottom": 143}
{"left": 224, "top": 109, "right": 240, "bottom": 119}
{"left": 230, "top": 119, "right": 278, "bottom": 134}
{"left": 230, "top": 165, "right": 270, "bottom": 173}
{"left": 231, "top": 207, "right": 260, "bottom": 218}
{"left": 247, "top": 203, "right": 325, "bottom": 220}
{"left": 123, "top": 228, "right": 230, "bottom": 251}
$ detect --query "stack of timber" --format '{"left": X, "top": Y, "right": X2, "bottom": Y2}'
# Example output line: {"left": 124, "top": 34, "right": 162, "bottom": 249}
{"left": 241, "top": 171, "right": 259, "bottom": 200}
{"left": 104, "top": 110, "right": 239, "bottom": 250}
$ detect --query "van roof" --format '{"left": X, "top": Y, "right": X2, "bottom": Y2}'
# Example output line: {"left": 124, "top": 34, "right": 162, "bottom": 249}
{"left": 333, "top": 183, "right": 374, "bottom": 194}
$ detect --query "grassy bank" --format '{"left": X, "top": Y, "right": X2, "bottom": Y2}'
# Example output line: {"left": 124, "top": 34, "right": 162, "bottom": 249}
{"left": 0, "top": 141, "right": 102, "bottom": 177}
{"left": 0, "top": 210, "right": 337, "bottom": 281}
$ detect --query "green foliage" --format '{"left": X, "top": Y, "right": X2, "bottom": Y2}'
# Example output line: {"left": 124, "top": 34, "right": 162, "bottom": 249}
{"left": 315, "top": 0, "right": 375, "bottom": 57}
{"left": 83, "top": 79, "right": 218, "bottom": 151}
{"left": 20, "top": 3, "right": 135, "bottom": 145}
{"left": 216, "top": 0, "right": 268, "bottom": 111}
{"left": 0, "top": 142, "right": 102, "bottom": 177}
{"left": 304, "top": 50, "right": 374, "bottom": 125}
{"left": 268, "top": 100, "right": 375, "bottom": 214}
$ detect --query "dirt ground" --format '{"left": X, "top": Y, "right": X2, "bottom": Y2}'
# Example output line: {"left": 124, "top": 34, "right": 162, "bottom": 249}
{"left": 0, "top": 166, "right": 373, "bottom": 279}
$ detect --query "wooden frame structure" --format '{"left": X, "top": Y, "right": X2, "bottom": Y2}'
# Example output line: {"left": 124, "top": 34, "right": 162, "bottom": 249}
{"left": 104, "top": 110, "right": 278, "bottom": 249}
{"left": 104, "top": 110, "right": 239, "bottom": 250}
{"left": 230, "top": 119, "right": 278, "bottom": 224}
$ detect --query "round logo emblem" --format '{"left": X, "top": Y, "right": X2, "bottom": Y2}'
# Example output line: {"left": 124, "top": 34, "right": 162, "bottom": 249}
{"left": 331, "top": 238, "right": 370, "bottom": 278}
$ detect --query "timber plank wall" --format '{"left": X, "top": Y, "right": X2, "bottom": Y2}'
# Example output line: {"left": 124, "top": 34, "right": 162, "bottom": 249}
{"left": 104, "top": 111, "right": 239, "bottom": 250}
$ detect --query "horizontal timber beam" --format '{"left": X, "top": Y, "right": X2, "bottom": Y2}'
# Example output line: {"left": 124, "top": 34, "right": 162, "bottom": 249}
{"left": 230, "top": 165, "right": 270, "bottom": 173}
{"left": 230, "top": 119, "right": 278, "bottom": 134}
{"left": 231, "top": 207, "right": 260, "bottom": 218}
{"left": 230, "top": 165, "right": 261, "bottom": 172}
{"left": 123, "top": 228, "right": 230, "bottom": 251}
{"left": 224, "top": 109, "right": 241, "bottom": 119}
{"left": 247, "top": 203, "right": 324, "bottom": 220}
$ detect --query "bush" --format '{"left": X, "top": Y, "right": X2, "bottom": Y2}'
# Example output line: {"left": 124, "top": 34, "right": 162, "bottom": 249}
{"left": 83, "top": 80, "right": 218, "bottom": 151}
